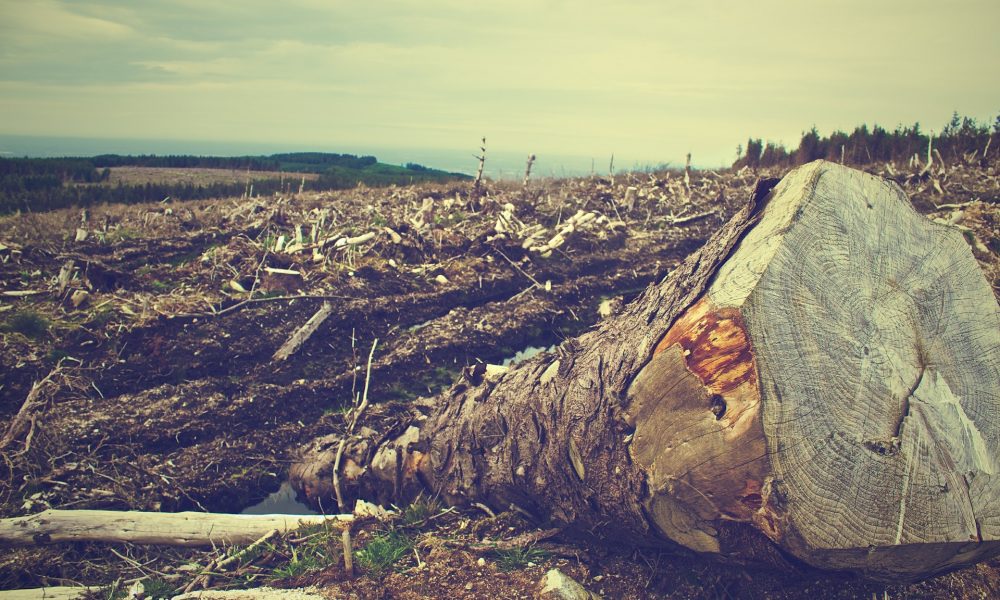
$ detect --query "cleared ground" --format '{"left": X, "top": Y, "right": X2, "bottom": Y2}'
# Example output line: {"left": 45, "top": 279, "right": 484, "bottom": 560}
{"left": 102, "top": 166, "right": 320, "bottom": 187}
{"left": 1, "top": 160, "right": 998, "bottom": 597}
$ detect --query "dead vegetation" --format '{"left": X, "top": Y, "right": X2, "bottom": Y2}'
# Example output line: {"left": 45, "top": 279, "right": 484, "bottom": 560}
{"left": 0, "top": 158, "right": 998, "bottom": 598}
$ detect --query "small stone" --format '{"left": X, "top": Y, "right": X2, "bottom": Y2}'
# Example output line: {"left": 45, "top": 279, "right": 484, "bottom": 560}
{"left": 464, "top": 583, "right": 474, "bottom": 591}
{"left": 538, "top": 569, "right": 597, "bottom": 600}
{"left": 354, "top": 499, "right": 392, "bottom": 520}
{"left": 477, "top": 557, "right": 486, "bottom": 567}
{"left": 70, "top": 289, "right": 89, "bottom": 307}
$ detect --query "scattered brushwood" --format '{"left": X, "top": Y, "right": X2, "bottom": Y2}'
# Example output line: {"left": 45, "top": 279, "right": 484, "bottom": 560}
{"left": 0, "top": 158, "right": 998, "bottom": 596}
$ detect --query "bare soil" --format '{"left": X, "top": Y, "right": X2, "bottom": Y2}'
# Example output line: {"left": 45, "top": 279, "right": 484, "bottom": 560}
{"left": 101, "top": 167, "right": 320, "bottom": 187}
{"left": 1, "top": 160, "right": 998, "bottom": 598}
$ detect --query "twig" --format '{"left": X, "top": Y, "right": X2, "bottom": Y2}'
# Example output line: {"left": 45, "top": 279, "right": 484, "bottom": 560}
{"left": 248, "top": 245, "right": 270, "bottom": 297}
{"left": 331, "top": 337, "right": 377, "bottom": 578}
{"left": 664, "top": 210, "right": 715, "bottom": 226}
{"left": 468, "top": 527, "right": 562, "bottom": 551}
{"left": 272, "top": 302, "right": 334, "bottom": 362}
{"left": 173, "top": 294, "right": 350, "bottom": 319}
{"left": 523, "top": 154, "right": 536, "bottom": 187}
{"left": 108, "top": 547, "right": 172, "bottom": 579}
{"left": 1, "top": 366, "right": 63, "bottom": 453}
{"left": 332, "top": 338, "right": 379, "bottom": 512}
{"left": 494, "top": 248, "right": 543, "bottom": 289}
{"left": 342, "top": 526, "right": 354, "bottom": 576}
{"left": 217, "top": 528, "right": 279, "bottom": 571}
{"left": 473, "top": 137, "right": 487, "bottom": 196}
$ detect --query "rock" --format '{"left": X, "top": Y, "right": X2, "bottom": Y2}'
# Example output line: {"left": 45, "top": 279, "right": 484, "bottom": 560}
{"left": 353, "top": 499, "right": 392, "bottom": 520}
{"left": 537, "top": 569, "right": 597, "bottom": 600}
{"left": 69, "top": 289, "right": 89, "bottom": 308}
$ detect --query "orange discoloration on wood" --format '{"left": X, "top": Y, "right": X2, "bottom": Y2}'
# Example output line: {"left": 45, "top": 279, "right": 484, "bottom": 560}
{"left": 655, "top": 296, "right": 757, "bottom": 396}
{"left": 626, "top": 295, "right": 781, "bottom": 548}
{"left": 406, "top": 450, "right": 426, "bottom": 480}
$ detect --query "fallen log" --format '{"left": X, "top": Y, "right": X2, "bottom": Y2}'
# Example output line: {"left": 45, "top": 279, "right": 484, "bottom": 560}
{"left": 291, "top": 160, "right": 1000, "bottom": 582}
{"left": 272, "top": 301, "right": 334, "bottom": 362}
{"left": 0, "top": 509, "right": 352, "bottom": 548}
{"left": 0, "top": 587, "right": 328, "bottom": 600}
{"left": 0, "top": 587, "right": 92, "bottom": 600}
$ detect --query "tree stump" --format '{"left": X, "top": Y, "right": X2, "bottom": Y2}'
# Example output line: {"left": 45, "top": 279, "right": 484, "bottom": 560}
{"left": 292, "top": 161, "right": 1000, "bottom": 582}
{"left": 624, "top": 161, "right": 1000, "bottom": 579}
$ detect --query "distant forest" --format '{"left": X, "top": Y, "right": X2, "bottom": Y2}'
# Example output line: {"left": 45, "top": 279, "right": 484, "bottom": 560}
{"left": 734, "top": 112, "right": 998, "bottom": 169}
{"left": 0, "top": 152, "right": 469, "bottom": 214}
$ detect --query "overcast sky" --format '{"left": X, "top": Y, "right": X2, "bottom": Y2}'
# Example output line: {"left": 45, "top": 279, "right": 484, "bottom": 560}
{"left": 0, "top": 0, "right": 997, "bottom": 167}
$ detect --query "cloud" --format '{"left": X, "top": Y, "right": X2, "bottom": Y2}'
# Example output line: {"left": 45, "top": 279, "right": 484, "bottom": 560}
{"left": 0, "top": 0, "right": 997, "bottom": 165}
{"left": 0, "top": 0, "right": 135, "bottom": 45}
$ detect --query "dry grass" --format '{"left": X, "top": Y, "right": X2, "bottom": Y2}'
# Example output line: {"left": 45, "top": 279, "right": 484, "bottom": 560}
{"left": 103, "top": 166, "right": 320, "bottom": 187}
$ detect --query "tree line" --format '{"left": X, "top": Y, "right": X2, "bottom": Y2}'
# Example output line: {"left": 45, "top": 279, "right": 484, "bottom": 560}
{"left": 0, "top": 153, "right": 468, "bottom": 215}
{"left": 87, "top": 152, "right": 380, "bottom": 172}
{"left": 734, "top": 112, "right": 999, "bottom": 169}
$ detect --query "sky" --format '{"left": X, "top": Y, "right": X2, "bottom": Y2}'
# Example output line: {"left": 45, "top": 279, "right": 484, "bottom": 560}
{"left": 0, "top": 0, "right": 997, "bottom": 170}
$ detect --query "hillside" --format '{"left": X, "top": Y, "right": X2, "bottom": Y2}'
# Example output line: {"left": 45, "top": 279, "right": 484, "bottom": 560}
{"left": 0, "top": 158, "right": 998, "bottom": 598}
{"left": 0, "top": 152, "right": 470, "bottom": 214}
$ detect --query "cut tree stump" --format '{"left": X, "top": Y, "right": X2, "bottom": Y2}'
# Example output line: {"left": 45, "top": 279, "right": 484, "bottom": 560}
{"left": 624, "top": 161, "right": 1000, "bottom": 577}
{"left": 291, "top": 161, "right": 1000, "bottom": 582}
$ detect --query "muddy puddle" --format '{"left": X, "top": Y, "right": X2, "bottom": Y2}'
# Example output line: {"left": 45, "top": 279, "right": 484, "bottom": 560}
{"left": 240, "top": 481, "right": 318, "bottom": 515}
{"left": 501, "top": 344, "right": 556, "bottom": 366}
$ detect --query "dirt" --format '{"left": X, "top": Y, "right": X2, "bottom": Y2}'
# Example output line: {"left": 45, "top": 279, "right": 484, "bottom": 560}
{"left": 102, "top": 167, "right": 320, "bottom": 187}
{"left": 1, "top": 159, "right": 999, "bottom": 598}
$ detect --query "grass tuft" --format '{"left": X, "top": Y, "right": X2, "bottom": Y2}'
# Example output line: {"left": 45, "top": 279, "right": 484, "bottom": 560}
{"left": 267, "top": 521, "right": 340, "bottom": 581}
{"left": 400, "top": 494, "right": 444, "bottom": 528}
{"left": 1, "top": 310, "right": 50, "bottom": 339}
{"left": 356, "top": 530, "right": 413, "bottom": 576}
{"left": 491, "top": 544, "right": 549, "bottom": 571}
{"left": 140, "top": 578, "right": 177, "bottom": 599}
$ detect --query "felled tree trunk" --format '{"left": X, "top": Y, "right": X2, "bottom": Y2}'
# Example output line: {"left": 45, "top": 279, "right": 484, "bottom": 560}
{"left": 0, "top": 509, "right": 351, "bottom": 547}
{"left": 291, "top": 161, "right": 1000, "bottom": 582}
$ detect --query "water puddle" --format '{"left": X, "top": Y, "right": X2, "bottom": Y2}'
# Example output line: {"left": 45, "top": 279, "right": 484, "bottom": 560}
{"left": 502, "top": 344, "right": 556, "bottom": 367}
{"left": 407, "top": 318, "right": 435, "bottom": 332}
{"left": 241, "top": 481, "right": 318, "bottom": 515}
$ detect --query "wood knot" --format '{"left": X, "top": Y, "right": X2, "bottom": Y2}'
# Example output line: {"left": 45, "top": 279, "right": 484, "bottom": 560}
{"left": 710, "top": 395, "right": 727, "bottom": 420}
{"left": 863, "top": 438, "right": 901, "bottom": 456}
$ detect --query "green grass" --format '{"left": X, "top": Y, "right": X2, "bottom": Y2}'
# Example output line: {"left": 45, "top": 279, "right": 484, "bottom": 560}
{"left": 1, "top": 310, "right": 50, "bottom": 339}
{"left": 89, "top": 305, "right": 120, "bottom": 328}
{"left": 103, "top": 227, "right": 141, "bottom": 243}
{"left": 271, "top": 544, "right": 329, "bottom": 578}
{"left": 139, "top": 578, "right": 177, "bottom": 599}
{"left": 356, "top": 530, "right": 413, "bottom": 576}
{"left": 400, "top": 494, "right": 444, "bottom": 528}
{"left": 491, "top": 545, "right": 549, "bottom": 571}
{"left": 384, "top": 366, "right": 461, "bottom": 401}
{"left": 46, "top": 348, "right": 71, "bottom": 364}
{"left": 150, "top": 279, "right": 175, "bottom": 292}
{"left": 268, "top": 521, "right": 340, "bottom": 580}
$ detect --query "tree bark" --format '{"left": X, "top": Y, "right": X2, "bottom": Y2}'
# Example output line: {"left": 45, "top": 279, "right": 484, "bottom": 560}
{"left": 291, "top": 161, "right": 1000, "bottom": 582}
